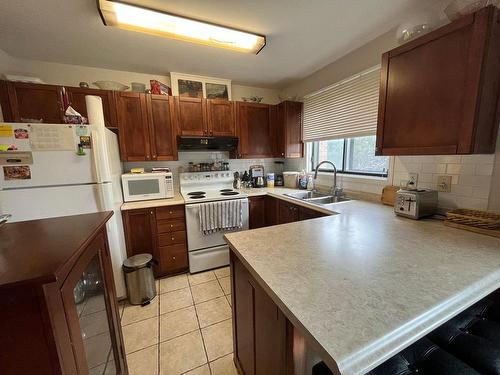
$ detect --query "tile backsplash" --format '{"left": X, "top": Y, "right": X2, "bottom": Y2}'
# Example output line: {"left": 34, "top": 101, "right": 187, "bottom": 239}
{"left": 124, "top": 151, "right": 283, "bottom": 187}
{"left": 392, "top": 154, "right": 495, "bottom": 211}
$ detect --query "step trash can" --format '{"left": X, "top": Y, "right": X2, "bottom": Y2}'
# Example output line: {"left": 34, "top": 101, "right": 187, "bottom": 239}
{"left": 122, "top": 254, "right": 157, "bottom": 305}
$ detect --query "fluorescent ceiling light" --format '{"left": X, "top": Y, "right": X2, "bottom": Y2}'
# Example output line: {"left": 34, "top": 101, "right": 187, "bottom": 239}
{"left": 98, "top": 0, "right": 266, "bottom": 54}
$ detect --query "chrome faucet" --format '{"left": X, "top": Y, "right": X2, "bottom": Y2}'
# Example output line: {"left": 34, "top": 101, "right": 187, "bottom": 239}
{"left": 313, "top": 161, "right": 343, "bottom": 197}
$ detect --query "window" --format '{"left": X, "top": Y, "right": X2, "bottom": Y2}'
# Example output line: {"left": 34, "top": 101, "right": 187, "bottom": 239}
{"left": 309, "top": 135, "right": 389, "bottom": 177}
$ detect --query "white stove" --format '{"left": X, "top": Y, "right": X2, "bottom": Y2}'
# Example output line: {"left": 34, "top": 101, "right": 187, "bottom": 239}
{"left": 180, "top": 171, "right": 249, "bottom": 273}
{"left": 179, "top": 171, "right": 248, "bottom": 203}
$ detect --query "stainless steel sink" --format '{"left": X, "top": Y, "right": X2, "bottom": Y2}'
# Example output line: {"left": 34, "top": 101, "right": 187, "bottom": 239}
{"left": 306, "top": 196, "right": 351, "bottom": 205}
{"left": 284, "top": 191, "right": 352, "bottom": 205}
{"left": 284, "top": 191, "right": 330, "bottom": 200}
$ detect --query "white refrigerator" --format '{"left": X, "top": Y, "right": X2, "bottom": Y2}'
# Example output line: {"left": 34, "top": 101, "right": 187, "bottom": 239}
{"left": 0, "top": 96, "right": 128, "bottom": 298}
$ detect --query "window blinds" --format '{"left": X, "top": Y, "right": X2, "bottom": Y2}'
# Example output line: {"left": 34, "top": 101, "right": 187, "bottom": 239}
{"left": 303, "top": 66, "right": 380, "bottom": 142}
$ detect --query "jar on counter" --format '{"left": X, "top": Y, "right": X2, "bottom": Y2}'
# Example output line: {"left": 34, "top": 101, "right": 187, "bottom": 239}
{"left": 283, "top": 172, "right": 299, "bottom": 188}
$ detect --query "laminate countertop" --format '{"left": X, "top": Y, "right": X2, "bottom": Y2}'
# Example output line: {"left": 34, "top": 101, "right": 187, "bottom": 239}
{"left": 224, "top": 199, "right": 500, "bottom": 375}
{"left": 121, "top": 191, "right": 185, "bottom": 210}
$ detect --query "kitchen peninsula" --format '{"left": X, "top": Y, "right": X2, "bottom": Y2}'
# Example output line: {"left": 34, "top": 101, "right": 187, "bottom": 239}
{"left": 224, "top": 200, "right": 500, "bottom": 375}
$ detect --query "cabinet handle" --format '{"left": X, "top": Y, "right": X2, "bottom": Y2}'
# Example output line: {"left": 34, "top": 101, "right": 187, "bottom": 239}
{"left": 171, "top": 237, "right": 175, "bottom": 241}
{"left": 170, "top": 224, "right": 174, "bottom": 228}
{"left": 169, "top": 211, "right": 173, "bottom": 214}
{"left": 150, "top": 211, "right": 153, "bottom": 215}
{"left": 281, "top": 152, "right": 285, "bottom": 156}
{"left": 146, "top": 155, "right": 150, "bottom": 160}
{"left": 152, "top": 154, "right": 157, "bottom": 158}
{"left": 172, "top": 256, "right": 176, "bottom": 260}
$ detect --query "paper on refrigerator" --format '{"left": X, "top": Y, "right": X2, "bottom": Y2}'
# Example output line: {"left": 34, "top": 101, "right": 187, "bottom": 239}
{"left": 29, "top": 124, "right": 75, "bottom": 151}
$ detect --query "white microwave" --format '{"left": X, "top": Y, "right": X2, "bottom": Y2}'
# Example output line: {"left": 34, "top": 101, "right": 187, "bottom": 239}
{"left": 121, "top": 172, "right": 174, "bottom": 202}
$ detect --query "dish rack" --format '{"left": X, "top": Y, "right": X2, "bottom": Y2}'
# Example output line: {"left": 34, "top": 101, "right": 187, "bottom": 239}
{"left": 446, "top": 209, "right": 500, "bottom": 229}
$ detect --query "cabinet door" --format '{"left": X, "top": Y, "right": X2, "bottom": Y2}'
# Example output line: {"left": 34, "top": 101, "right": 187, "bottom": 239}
{"left": 278, "top": 200, "right": 299, "bottom": 224}
{"left": 207, "top": 99, "right": 235, "bottom": 136}
{"left": 176, "top": 97, "right": 207, "bottom": 136}
{"left": 147, "top": 95, "right": 177, "bottom": 161}
{"left": 115, "top": 92, "right": 151, "bottom": 161}
{"left": 60, "top": 232, "right": 126, "bottom": 375}
{"left": 265, "top": 196, "right": 279, "bottom": 227}
{"left": 283, "top": 101, "right": 303, "bottom": 158}
{"left": 249, "top": 196, "right": 266, "bottom": 229}
{"left": 6, "top": 81, "right": 63, "bottom": 123}
{"left": 298, "top": 206, "right": 327, "bottom": 221}
{"left": 122, "top": 209, "right": 157, "bottom": 260}
{"left": 66, "top": 87, "right": 117, "bottom": 128}
{"left": 376, "top": 7, "right": 500, "bottom": 155}
{"left": 237, "top": 102, "right": 274, "bottom": 158}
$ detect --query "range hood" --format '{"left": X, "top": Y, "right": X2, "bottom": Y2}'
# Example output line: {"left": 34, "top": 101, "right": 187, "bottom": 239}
{"left": 177, "top": 136, "right": 239, "bottom": 151}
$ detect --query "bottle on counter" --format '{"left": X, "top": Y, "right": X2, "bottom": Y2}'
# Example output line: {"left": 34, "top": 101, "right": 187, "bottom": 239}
{"left": 299, "top": 170, "right": 308, "bottom": 189}
{"left": 266, "top": 173, "right": 275, "bottom": 188}
{"left": 307, "top": 175, "right": 314, "bottom": 191}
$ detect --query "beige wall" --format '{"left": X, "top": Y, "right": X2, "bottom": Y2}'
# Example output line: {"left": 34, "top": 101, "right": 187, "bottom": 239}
{"left": 0, "top": 49, "right": 280, "bottom": 105}
{"left": 281, "top": 28, "right": 397, "bottom": 99}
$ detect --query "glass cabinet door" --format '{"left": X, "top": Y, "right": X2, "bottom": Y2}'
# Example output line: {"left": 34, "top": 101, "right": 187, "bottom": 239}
{"left": 74, "top": 253, "right": 117, "bottom": 375}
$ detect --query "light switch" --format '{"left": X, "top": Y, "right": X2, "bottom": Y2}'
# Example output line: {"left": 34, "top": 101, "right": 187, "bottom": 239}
{"left": 437, "top": 175, "right": 452, "bottom": 192}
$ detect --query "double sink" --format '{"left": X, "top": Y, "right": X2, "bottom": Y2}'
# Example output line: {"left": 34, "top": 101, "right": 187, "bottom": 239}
{"left": 284, "top": 191, "right": 351, "bottom": 205}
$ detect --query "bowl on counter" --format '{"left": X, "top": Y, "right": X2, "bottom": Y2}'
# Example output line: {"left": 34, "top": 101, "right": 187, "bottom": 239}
{"left": 93, "top": 81, "right": 129, "bottom": 91}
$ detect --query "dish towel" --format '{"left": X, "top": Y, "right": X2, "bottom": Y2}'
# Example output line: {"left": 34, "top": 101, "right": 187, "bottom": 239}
{"left": 199, "top": 199, "right": 243, "bottom": 235}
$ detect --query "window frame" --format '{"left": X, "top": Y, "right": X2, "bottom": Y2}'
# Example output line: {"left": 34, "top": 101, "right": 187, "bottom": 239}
{"left": 309, "top": 137, "right": 389, "bottom": 178}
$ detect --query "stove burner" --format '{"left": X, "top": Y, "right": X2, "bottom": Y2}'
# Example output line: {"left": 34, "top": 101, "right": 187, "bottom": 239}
{"left": 188, "top": 191, "right": 206, "bottom": 196}
{"left": 220, "top": 189, "right": 233, "bottom": 192}
{"left": 189, "top": 195, "right": 206, "bottom": 199}
{"left": 221, "top": 191, "right": 239, "bottom": 196}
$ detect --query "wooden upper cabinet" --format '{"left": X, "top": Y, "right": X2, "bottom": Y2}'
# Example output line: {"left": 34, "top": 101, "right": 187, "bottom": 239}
{"left": 276, "top": 101, "right": 303, "bottom": 158}
{"left": 376, "top": 5, "right": 500, "bottom": 156}
{"left": 115, "top": 92, "right": 151, "bottom": 161}
{"left": 237, "top": 102, "right": 274, "bottom": 158}
{"left": 147, "top": 95, "right": 177, "bottom": 161}
{"left": 176, "top": 96, "right": 208, "bottom": 136}
{"left": 207, "top": 99, "right": 235, "bottom": 136}
{"left": 66, "top": 87, "right": 117, "bottom": 128}
{"left": 3, "top": 81, "right": 64, "bottom": 123}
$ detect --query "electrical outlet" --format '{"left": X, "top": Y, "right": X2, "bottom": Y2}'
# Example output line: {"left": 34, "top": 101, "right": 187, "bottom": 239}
{"left": 437, "top": 175, "right": 452, "bottom": 192}
{"left": 408, "top": 173, "right": 418, "bottom": 189}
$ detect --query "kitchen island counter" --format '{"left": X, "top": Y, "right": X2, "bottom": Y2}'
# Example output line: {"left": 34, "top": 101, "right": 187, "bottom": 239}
{"left": 224, "top": 200, "right": 500, "bottom": 375}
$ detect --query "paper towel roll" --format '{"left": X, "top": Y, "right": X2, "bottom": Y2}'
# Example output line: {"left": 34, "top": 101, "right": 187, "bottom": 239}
{"left": 85, "top": 95, "right": 105, "bottom": 128}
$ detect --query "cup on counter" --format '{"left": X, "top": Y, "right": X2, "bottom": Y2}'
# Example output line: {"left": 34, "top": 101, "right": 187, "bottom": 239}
{"left": 266, "top": 173, "right": 275, "bottom": 188}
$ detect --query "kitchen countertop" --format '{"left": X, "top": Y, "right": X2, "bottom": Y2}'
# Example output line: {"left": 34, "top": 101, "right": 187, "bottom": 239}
{"left": 121, "top": 191, "right": 185, "bottom": 210}
{"left": 224, "top": 199, "right": 500, "bottom": 375}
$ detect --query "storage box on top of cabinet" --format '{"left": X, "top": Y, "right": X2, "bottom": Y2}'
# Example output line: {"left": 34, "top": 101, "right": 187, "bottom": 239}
{"left": 376, "top": 5, "right": 500, "bottom": 156}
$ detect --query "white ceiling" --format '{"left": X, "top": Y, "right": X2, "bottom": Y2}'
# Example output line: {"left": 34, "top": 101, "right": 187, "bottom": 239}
{"left": 0, "top": 0, "right": 445, "bottom": 88}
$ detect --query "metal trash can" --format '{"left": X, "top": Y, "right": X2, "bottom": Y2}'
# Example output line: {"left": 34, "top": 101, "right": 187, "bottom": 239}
{"left": 123, "top": 254, "right": 157, "bottom": 305}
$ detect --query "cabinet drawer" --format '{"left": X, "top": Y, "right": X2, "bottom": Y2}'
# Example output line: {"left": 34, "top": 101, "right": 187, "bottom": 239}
{"left": 158, "top": 230, "right": 186, "bottom": 246}
{"left": 159, "top": 244, "right": 188, "bottom": 273}
{"left": 156, "top": 205, "right": 185, "bottom": 220}
{"left": 157, "top": 219, "right": 185, "bottom": 234}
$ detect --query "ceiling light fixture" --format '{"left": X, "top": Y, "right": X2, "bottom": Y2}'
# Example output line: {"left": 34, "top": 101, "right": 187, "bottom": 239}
{"left": 97, "top": 0, "right": 266, "bottom": 54}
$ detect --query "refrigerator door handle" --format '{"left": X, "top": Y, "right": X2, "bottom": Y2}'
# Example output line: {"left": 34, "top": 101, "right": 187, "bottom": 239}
{"left": 91, "top": 128, "right": 103, "bottom": 183}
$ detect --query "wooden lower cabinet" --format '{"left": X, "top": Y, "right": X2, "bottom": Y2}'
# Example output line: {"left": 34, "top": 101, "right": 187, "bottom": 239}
{"left": 231, "top": 252, "right": 290, "bottom": 375}
{"left": 249, "top": 195, "right": 267, "bottom": 229}
{"left": 298, "top": 205, "right": 328, "bottom": 221}
{"left": 278, "top": 200, "right": 300, "bottom": 224}
{"left": 122, "top": 205, "right": 188, "bottom": 277}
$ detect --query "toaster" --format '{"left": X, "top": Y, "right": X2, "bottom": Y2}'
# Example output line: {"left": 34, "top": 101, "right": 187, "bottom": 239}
{"left": 394, "top": 189, "right": 438, "bottom": 219}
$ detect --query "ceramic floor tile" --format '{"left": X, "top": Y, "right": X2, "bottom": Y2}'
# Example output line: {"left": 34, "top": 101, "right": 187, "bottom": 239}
{"left": 159, "top": 274, "right": 189, "bottom": 293}
{"left": 80, "top": 310, "right": 109, "bottom": 338}
{"left": 122, "top": 317, "right": 158, "bottom": 354}
{"left": 209, "top": 353, "right": 238, "bottom": 375}
{"left": 159, "top": 330, "right": 207, "bottom": 375}
{"left": 121, "top": 297, "right": 159, "bottom": 326}
{"left": 201, "top": 319, "right": 233, "bottom": 361}
{"left": 84, "top": 332, "right": 111, "bottom": 368}
{"left": 159, "top": 287, "right": 193, "bottom": 314}
{"left": 126, "top": 345, "right": 158, "bottom": 375}
{"left": 195, "top": 297, "right": 231, "bottom": 328}
{"left": 226, "top": 294, "right": 232, "bottom": 307}
{"left": 214, "top": 267, "right": 230, "bottom": 279}
{"left": 218, "top": 277, "right": 231, "bottom": 295}
{"left": 188, "top": 270, "right": 216, "bottom": 286}
{"left": 191, "top": 280, "right": 224, "bottom": 304}
{"left": 160, "top": 306, "right": 199, "bottom": 342}
{"left": 183, "top": 364, "right": 210, "bottom": 375}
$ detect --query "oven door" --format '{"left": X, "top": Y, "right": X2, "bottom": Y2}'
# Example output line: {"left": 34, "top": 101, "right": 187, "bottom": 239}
{"left": 185, "top": 198, "right": 249, "bottom": 251}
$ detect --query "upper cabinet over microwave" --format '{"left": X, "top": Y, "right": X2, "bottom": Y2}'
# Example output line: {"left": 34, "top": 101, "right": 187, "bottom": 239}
{"left": 376, "top": 5, "right": 500, "bottom": 156}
